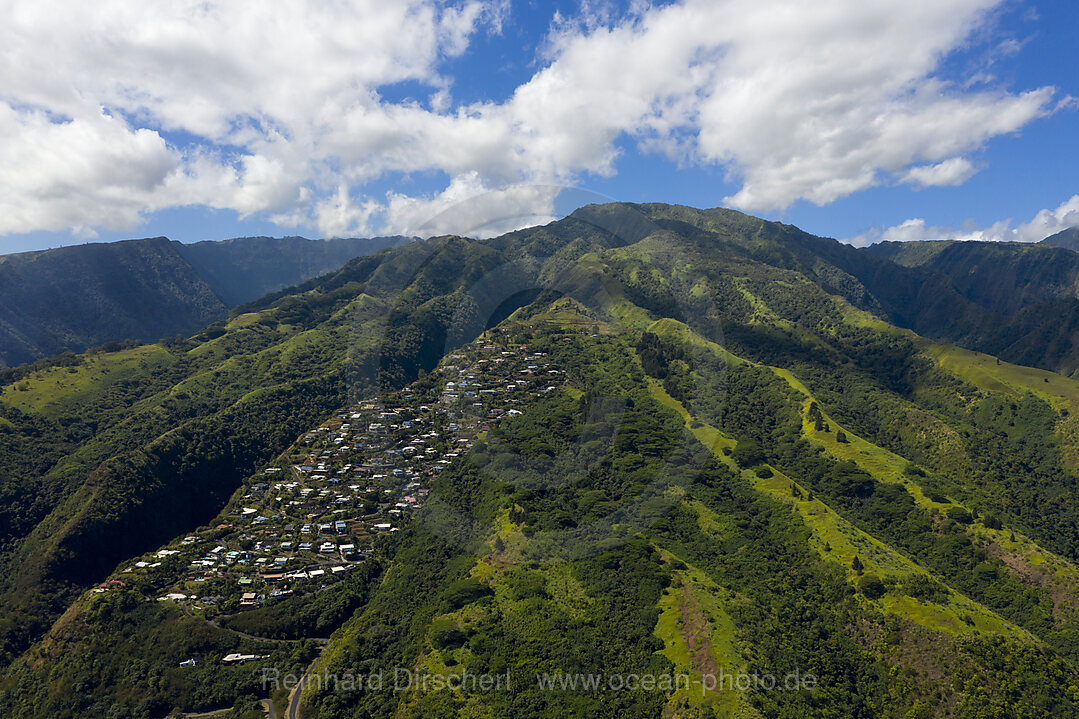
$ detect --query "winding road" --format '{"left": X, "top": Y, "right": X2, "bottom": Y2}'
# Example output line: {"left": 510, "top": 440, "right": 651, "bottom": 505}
{"left": 287, "top": 653, "right": 323, "bottom": 719}
{"left": 260, "top": 698, "right": 278, "bottom": 719}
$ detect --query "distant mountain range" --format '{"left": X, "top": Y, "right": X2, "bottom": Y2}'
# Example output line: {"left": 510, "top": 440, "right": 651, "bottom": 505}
{"left": 0, "top": 235, "right": 410, "bottom": 366}
{"left": 864, "top": 233, "right": 1079, "bottom": 374}
{"left": 6, "top": 223, "right": 1079, "bottom": 375}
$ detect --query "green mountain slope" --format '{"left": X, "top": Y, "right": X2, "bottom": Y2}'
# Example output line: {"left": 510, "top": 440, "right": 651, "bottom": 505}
{"left": 864, "top": 239, "right": 1079, "bottom": 315}
{"left": 176, "top": 235, "right": 410, "bottom": 307}
{"left": 0, "top": 238, "right": 226, "bottom": 367}
{"left": 863, "top": 238, "right": 1079, "bottom": 375}
{"left": 3, "top": 203, "right": 1079, "bottom": 717}
{"left": 1042, "top": 227, "right": 1079, "bottom": 251}
{"left": 0, "top": 235, "right": 410, "bottom": 367}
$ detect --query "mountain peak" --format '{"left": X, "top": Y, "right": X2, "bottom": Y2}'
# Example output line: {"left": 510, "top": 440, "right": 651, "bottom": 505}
{"left": 1041, "top": 226, "right": 1079, "bottom": 251}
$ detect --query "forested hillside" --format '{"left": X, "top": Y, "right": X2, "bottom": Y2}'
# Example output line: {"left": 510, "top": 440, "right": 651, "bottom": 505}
{"left": 176, "top": 236, "right": 409, "bottom": 307}
{"left": 0, "top": 235, "right": 408, "bottom": 367}
{"left": 864, "top": 237, "right": 1079, "bottom": 375}
{"left": 3, "top": 204, "right": 1079, "bottom": 717}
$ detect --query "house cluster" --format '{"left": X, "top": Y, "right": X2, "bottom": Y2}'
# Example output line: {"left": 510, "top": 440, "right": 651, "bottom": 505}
{"left": 97, "top": 328, "right": 562, "bottom": 621}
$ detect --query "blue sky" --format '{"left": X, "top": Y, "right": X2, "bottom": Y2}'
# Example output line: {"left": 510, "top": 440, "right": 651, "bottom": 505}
{"left": 1, "top": 0, "right": 1077, "bottom": 254}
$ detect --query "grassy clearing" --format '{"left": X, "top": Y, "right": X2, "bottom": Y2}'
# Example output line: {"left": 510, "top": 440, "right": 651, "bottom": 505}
{"left": 971, "top": 524, "right": 1079, "bottom": 621}
{"left": 185, "top": 334, "right": 228, "bottom": 360}
{"left": 653, "top": 550, "right": 759, "bottom": 718}
{"left": 838, "top": 295, "right": 1079, "bottom": 467}
{"left": 488, "top": 508, "right": 530, "bottom": 564}
{"left": 647, "top": 379, "right": 733, "bottom": 460}
{"left": 0, "top": 345, "right": 175, "bottom": 417}
{"left": 770, "top": 367, "right": 951, "bottom": 512}
{"left": 876, "top": 594, "right": 1017, "bottom": 637}
{"left": 833, "top": 296, "right": 1078, "bottom": 407}
{"left": 647, "top": 318, "right": 746, "bottom": 366}
{"left": 923, "top": 343, "right": 1079, "bottom": 410}
{"left": 647, "top": 378, "right": 1028, "bottom": 640}
{"left": 522, "top": 297, "right": 611, "bottom": 334}
{"left": 771, "top": 345, "right": 1079, "bottom": 618}
{"left": 730, "top": 280, "right": 790, "bottom": 328}
{"left": 225, "top": 312, "right": 266, "bottom": 329}
{"left": 606, "top": 298, "right": 657, "bottom": 332}
{"left": 749, "top": 465, "right": 913, "bottom": 580}
{"left": 686, "top": 500, "right": 736, "bottom": 541}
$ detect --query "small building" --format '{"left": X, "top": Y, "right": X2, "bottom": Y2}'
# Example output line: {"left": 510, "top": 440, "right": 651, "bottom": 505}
{"left": 222, "top": 653, "right": 267, "bottom": 664}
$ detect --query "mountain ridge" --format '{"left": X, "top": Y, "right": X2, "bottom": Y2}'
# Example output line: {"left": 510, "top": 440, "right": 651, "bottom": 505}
{"left": 1042, "top": 226, "right": 1079, "bottom": 250}
{"left": 0, "top": 234, "right": 411, "bottom": 367}
{"left": 863, "top": 236, "right": 1079, "bottom": 374}
{"left": 3, "top": 203, "right": 1079, "bottom": 716}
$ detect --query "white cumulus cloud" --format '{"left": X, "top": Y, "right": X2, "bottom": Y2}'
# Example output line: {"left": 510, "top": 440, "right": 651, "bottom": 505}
{"left": 0, "top": 0, "right": 1061, "bottom": 241}
{"left": 902, "top": 158, "right": 979, "bottom": 188}
{"left": 849, "top": 194, "right": 1079, "bottom": 246}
